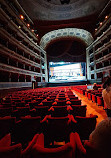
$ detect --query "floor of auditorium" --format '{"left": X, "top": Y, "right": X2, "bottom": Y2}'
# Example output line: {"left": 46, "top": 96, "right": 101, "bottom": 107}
{"left": 73, "top": 90, "right": 107, "bottom": 126}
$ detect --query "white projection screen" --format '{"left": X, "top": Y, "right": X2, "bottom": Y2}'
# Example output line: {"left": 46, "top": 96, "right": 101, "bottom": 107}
{"left": 49, "top": 62, "right": 86, "bottom": 82}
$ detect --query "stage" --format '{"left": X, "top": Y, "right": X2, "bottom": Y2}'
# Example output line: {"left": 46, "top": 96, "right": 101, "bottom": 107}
{"left": 47, "top": 79, "right": 89, "bottom": 87}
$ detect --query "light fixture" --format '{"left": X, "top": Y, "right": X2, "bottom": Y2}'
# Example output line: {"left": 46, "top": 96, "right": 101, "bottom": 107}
{"left": 36, "top": 34, "right": 39, "bottom": 37}
{"left": 27, "top": 23, "right": 30, "bottom": 27}
{"left": 100, "top": 22, "right": 102, "bottom": 26}
{"left": 32, "top": 29, "right": 34, "bottom": 32}
{"left": 18, "top": 26, "right": 21, "bottom": 29}
{"left": 20, "top": 15, "right": 24, "bottom": 20}
{"left": 105, "top": 15, "right": 108, "bottom": 19}
{"left": 95, "top": 28, "right": 97, "bottom": 31}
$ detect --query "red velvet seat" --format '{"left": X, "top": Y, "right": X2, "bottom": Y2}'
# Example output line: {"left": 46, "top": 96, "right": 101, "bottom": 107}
{"left": 29, "top": 101, "right": 39, "bottom": 109}
{"left": 47, "top": 97, "right": 55, "bottom": 101}
{"left": 85, "top": 91, "right": 88, "bottom": 97}
{"left": 91, "top": 94, "right": 96, "bottom": 103}
{"left": 75, "top": 115, "right": 98, "bottom": 140}
{"left": 15, "top": 107, "right": 30, "bottom": 118}
{"left": 0, "top": 116, "right": 16, "bottom": 139}
{"left": 71, "top": 105, "right": 87, "bottom": 117}
{"left": 31, "top": 133, "right": 76, "bottom": 158}
{"left": 15, "top": 101, "right": 25, "bottom": 107}
{"left": 50, "top": 106, "right": 68, "bottom": 117}
{"left": 36, "top": 98, "right": 44, "bottom": 103}
{"left": 1, "top": 98, "right": 12, "bottom": 104}
{"left": 42, "top": 115, "right": 76, "bottom": 145}
{"left": 57, "top": 97, "right": 66, "bottom": 101}
{"left": 70, "top": 100, "right": 81, "bottom": 105}
{"left": 0, "top": 134, "right": 22, "bottom": 158}
{"left": 0, "top": 133, "right": 39, "bottom": 158}
{"left": 0, "top": 107, "right": 13, "bottom": 117}
{"left": 57, "top": 100, "right": 66, "bottom": 106}
{"left": 69, "top": 97, "right": 78, "bottom": 100}
{"left": 34, "top": 106, "right": 49, "bottom": 117}
{"left": 42, "top": 100, "right": 53, "bottom": 106}
{"left": 0, "top": 102, "right": 12, "bottom": 108}
{"left": 13, "top": 116, "right": 41, "bottom": 147}
{"left": 88, "top": 93, "right": 92, "bottom": 100}
{"left": 97, "top": 96, "right": 104, "bottom": 107}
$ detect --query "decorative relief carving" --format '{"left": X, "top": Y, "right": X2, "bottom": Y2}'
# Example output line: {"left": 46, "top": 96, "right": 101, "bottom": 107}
{"left": 40, "top": 28, "right": 94, "bottom": 49}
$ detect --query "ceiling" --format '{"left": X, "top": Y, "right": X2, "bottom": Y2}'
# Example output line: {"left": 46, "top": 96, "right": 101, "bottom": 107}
{"left": 18, "top": 0, "right": 109, "bottom": 36}
{"left": 18, "top": 0, "right": 108, "bottom": 21}
{"left": 17, "top": 0, "right": 110, "bottom": 62}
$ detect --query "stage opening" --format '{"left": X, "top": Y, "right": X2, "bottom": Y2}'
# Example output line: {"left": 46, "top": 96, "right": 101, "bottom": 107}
{"left": 49, "top": 62, "right": 86, "bottom": 82}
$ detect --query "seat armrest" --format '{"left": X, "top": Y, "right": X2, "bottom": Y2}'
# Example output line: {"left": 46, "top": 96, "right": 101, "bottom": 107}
{"left": 69, "top": 132, "right": 76, "bottom": 148}
{"left": 0, "top": 134, "right": 11, "bottom": 147}
{"left": 35, "top": 133, "right": 44, "bottom": 147}
{"left": 22, "top": 134, "right": 39, "bottom": 155}
{"left": 74, "top": 132, "right": 86, "bottom": 154}
{"left": 68, "top": 115, "right": 77, "bottom": 124}
{"left": 0, "top": 143, "right": 22, "bottom": 155}
{"left": 40, "top": 115, "right": 51, "bottom": 123}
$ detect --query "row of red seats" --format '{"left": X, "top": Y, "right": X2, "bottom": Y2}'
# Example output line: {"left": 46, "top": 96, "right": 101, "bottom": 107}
{"left": 0, "top": 104, "right": 86, "bottom": 120}
{"left": 0, "top": 86, "right": 98, "bottom": 158}
{"left": 1, "top": 131, "right": 97, "bottom": 158}
{"left": 0, "top": 88, "right": 82, "bottom": 119}
{"left": 85, "top": 90, "right": 104, "bottom": 107}
{"left": 72, "top": 85, "right": 87, "bottom": 95}
{"left": 0, "top": 114, "right": 97, "bottom": 148}
{"left": 72, "top": 85, "right": 104, "bottom": 107}
{"left": 0, "top": 88, "right": 80, "bottom": 108}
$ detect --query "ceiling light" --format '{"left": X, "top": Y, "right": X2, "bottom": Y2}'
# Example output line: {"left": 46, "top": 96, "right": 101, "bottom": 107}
{"left": 32, "top": 29, "right": 34, "bottom": 32}
{"left": 27, "top": 23, "right": 30, "bottom": 27}
{"left": 20, "top": 15, "right": 24, "bottom": 20}
{"left": 105, "top": 15, "right": 108, "bottom": 19}
{"left": 100, "top": 22, "right": 102, "bottom": 26}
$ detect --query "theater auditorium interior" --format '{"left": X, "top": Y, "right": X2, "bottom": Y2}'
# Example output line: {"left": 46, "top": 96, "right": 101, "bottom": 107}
{"left": 0, "top": 0, "right": 111, "bottom": 157}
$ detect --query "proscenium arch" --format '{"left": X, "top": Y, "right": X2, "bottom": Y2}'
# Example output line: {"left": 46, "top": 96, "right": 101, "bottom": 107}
{"left": 40, "top": 28, "right": 94, "bottom": 50}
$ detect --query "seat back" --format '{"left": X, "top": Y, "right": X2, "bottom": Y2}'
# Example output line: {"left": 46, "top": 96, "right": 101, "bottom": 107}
{"left": 70, "top": 100, "right": 81, "bottom": 105}
{"left": 42, "top": 101, "right": 53, "bottom": 106}
{"left": 51, "top": 106, "right": 68, "bottom": 117}
{"left": 0, "top": 143, "right": 22, "bottom": 158}
{"left": 14, "top": 116, "right": 41, "bottom": 147}
{"left": 35, "top": 106, "right": 49, "bottom": 117}
{"left": 45, "top": 117, "right": 71, "bottom": 144}
{"left": 0, "top": 117, "right": 16, "bottom": 139}
{"left": 57, "top": 101, "right": 66, "bottom": 106}
{"left": 71, "top": 105, "right": 87, "bottom": 117}
{"left": 32, "top": 133, "right": 76, "bottom": 158}
{"left": 75, "top": 115, "right": 98, "bottom": 140}
{"left": 0, "top": 107, "right": 13, "bottom": 117}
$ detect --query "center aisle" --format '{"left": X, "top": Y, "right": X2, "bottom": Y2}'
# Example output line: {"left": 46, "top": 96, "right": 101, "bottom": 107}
{"left": 72, "top": 90, "right": 107, "bottom": 126}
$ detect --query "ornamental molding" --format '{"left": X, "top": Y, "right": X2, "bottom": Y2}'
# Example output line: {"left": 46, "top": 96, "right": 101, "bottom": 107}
{"left": 40, "top": 28, "right": 94, "bottom": 50}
